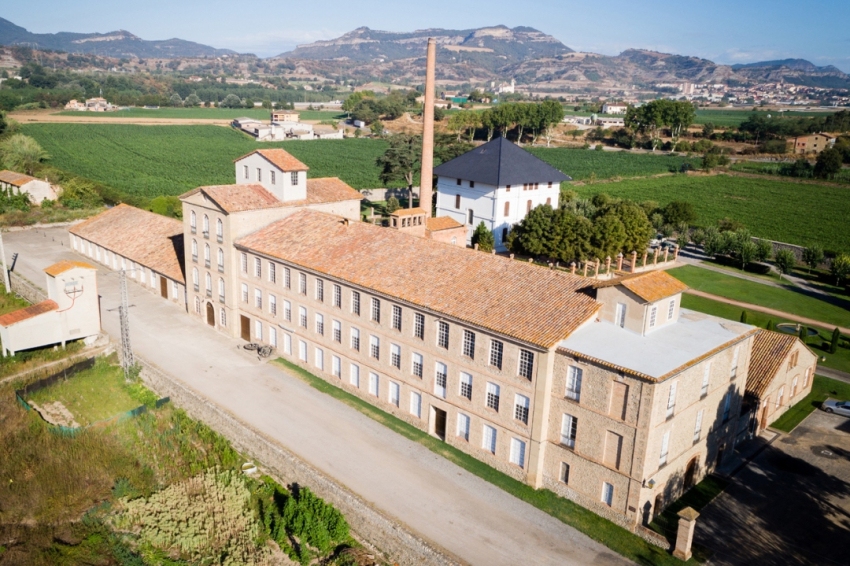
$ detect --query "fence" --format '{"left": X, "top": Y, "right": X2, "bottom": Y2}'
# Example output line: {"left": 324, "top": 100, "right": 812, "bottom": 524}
{"left": 15, "top": 356, "right": 170, "bottom": 435}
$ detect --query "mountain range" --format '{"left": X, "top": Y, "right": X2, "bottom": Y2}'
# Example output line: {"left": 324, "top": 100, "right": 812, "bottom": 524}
{"left": 1, "top": 18, "right": 848, "bottom": 89}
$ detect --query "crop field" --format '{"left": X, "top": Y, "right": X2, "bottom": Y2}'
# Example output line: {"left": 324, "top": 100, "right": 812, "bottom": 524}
{"left": 730, "top": 160, "right": 850, "bottom": 184}
{"left": 22, "top": 123, "right": 397, "bottom": 196}
{"left": 55, "top": 107, "right": 345, "bottom": 121}
{"left": 572, "top": 174, "right": 850, "bottom": 252}
{"left": 529, "top": 147, "right": 699, "bottom": 181}
{"left": 693, "top": 108, "right": 838, "bottom": 127}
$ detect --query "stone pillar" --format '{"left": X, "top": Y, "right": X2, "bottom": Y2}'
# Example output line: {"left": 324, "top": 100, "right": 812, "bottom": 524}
{"left": 419, "top": 38, "right": 437, "bottom": 217}
{"left": 596, "top": 259, "right": 601, "bottom": 277}
{"left": 630, "top": 251, "right": 637, "bottom": 273}
{"left": 673, "top": 507, "right": 700, "bottom": 561}
{"left": 653, "top": 248, "right": 659, "bottom": 265}
{"left": 663, "top": 248, "right": 670, "bottom": 263}
{"left": 642, "top": 252, "right": 648, "bottom": 269}
{"left": 582, "top": 262, "right": 588, "bottom": 277}
{"left": 570, "top": 262, "right": 576, "bottom": 274}
{"left": 616, "top": 253, "right": 623, "bottom": 271}
{"left": 674, "top": 245, "right": 680, "bottom": 261}
{"left": 605, "top": 256, "right": 611, "bottom": 275}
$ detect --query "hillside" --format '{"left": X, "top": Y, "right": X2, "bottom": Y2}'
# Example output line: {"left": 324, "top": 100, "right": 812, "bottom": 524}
{"left": 0, "top": 17, "right": 237, "bottom": 58}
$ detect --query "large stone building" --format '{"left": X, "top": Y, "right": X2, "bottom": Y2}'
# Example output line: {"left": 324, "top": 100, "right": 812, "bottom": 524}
{"left": 67, "top": 146, "right": 816, "bottom": 532}
{"left": 433, "top": 137, "right": 570, "bottom": 251}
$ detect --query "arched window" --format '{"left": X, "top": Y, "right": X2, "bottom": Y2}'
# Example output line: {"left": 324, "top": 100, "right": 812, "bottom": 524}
{"left": 192, "top": 267, "right": 199, "bottom": 291}
{"left": 194, "top": 296, "right": 201, "bottom": 314}
{"left": 205, "top": 272, "right": 211, "bottom": 292}
{"left": 504, "top": 201, "right": 510, "bottom": 217}
{"left": 192, "top": 239, "right": 198, "bottom": 261}
{"left": 218, "top": 248, "right": 224, "bottom": 269}
{"left": 216, "top": 218, "right": 223, "bottom": 240}
{"left": 204, "top": 243, "right": 210, "bottom": 265}
{"left": 218, "top": 277, "right": 225, "bottom": 300}
{"left": 203, "top": 214, "right": 209, "bottom": 235}
{"left": 190, "top": 210, "right": 197, "bottom": 231}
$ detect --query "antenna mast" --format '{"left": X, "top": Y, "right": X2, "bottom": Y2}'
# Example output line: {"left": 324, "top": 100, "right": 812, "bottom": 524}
{"left": 118, "top": 269, "right": 134, "bottom": 378}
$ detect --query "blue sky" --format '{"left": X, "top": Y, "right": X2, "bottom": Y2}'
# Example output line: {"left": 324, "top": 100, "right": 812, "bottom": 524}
{"left": 5, "top": 0, "right": 850, "bottom": 72}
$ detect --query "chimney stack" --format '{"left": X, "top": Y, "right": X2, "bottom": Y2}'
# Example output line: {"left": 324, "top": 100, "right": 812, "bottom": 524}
{"left": 419, "top": 38, "right": 436, "bottom": 217}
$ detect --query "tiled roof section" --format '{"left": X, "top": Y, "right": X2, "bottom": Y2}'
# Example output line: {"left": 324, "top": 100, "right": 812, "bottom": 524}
{"left": 392, "top": 207, "right": 427, "bottom": 217}
{"left": 69, "top": 204, "right": 185, "bottom": 283}
{"left": 305, "top": 178, "right": 362, "bottom": 204}
{"left": 595, "top": 270, "right": 688, "bottom": 303}
{"left": 237, "top": 210, "right": 600, "bottom": 348}
{"left": 181, "top": 184, "right": 282, "bottom": 213}
{"left": 426, "top": 216, "right": 464, "bottom": 231}
{"left": 747, "top": 329, "right": 799, "bottom": 398}
{"left": 237, "top": 148, "right": 309, "bottom": 172}
{"left": 0, "top": 300, "right": 58, "bottom": 326}
{"left": 433, "top": 137, "right": 571, "bottom": 186}
{"left": 44, "top": 260, "right": 95, "bottom": 277}
{"left": 0, "top": 170, "right": 38, "bottom": 187}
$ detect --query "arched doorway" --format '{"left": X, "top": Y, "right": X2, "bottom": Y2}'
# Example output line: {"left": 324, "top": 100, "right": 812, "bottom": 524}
{"left": 654, "top": 494, "right": 664, "bottom": 519}
{"left": 684, "top": 456, "right": 699, "bottom": 490}
{"left": 205, "top": 302, "right": 215, "bottom": 327}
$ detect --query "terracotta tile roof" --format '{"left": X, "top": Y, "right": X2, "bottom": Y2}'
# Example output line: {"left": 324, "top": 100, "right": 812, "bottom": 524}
{"left": 426, "top": 216, "right": 464, "bottom": 231}
{"left": 236, "top": 148, "right": 309, "bottom": 171}
{"left": 0, "top": 300, "right": 58, "bottom": 326}
{"left": 595, "top": 270, "right": 688, "bottom": 303}
{"left": 746, "top": 329, "right": 802, "bottom": 398}
{"left": 305, "top": 178, "right": 362, "bottom": 204}
{"left": 236, "top": 210, "right": 600, "bottom": 348}
{"left": 44, "top": 260, "right": 95, "bottom": 277}
{"left": 69, "top": 204, "right": 185, "bottom": 283}
{"left": 180, "top": 184, "right": 283, "bottom": 213}
{"left": 0, "top": 170, "right": 39, "bottom": 187}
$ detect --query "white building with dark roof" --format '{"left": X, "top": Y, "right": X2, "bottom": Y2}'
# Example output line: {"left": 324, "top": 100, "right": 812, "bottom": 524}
{"left": 433, "top": 137, "right": 571, "bottom": 250}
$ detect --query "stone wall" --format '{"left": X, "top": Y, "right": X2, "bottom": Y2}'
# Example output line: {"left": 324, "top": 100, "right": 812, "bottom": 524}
{"left": 133, "top": 355, "right": 460, "bottom": 566}
{"left": 9, "top": 271, "right": 47, "bottom": 304}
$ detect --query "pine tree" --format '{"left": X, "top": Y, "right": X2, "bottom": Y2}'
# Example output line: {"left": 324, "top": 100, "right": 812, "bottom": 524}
{"left": 471, "top": 221, "right": 495, "bottom": 253}
{"left": 740, "top": 311, "right": 748, "bottom": 324}
{"left": 831, "top": 327, "right": 841, "bottom": 354}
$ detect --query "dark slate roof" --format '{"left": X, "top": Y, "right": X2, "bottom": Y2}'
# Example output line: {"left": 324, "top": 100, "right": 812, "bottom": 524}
{"left": 433, "top": 137, "right": 571, "bottom": 186}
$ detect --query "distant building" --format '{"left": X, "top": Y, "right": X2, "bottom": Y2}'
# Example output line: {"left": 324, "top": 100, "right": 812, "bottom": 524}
{"left": 0, "top": 170, "right": 57, "bottom": 205}
{"left": 602, "top": 103, "right": 628, "bottom": 114}
{"left": 0, "top": 261, "right": 100, "bottom": 356}
{"left": 790, "top": 133, "right": 836, "bottom": 155}
{"left": 64, "top": 97, "right": 115, "bottom": 112}
{"left": 271, "top": 110, "right": 300, "bottom": 122}
{"left": 433, "top": 137, "right": 570, "bottom": 251}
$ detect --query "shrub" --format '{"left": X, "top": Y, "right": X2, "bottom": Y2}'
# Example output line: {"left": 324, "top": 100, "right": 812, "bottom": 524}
{"left": 471, "top": 221, "right": 495, "bottom": 252}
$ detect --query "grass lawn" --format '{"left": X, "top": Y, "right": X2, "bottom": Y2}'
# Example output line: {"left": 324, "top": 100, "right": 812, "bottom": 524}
{"left": 669, "top": 265, "right": 850, "bottom": 329}
{"left": 649, "top": 475, "right": 729, "bottom": 558}
{"left": 771, "top": 375, "right": 850, "bottom": 432}
{"left": 571, "top": 174, "right": 850, "bottom": 252}
{"left": 273, "top": 358, "right": 697, "bottom": 565}
{"left": 26, "top": 360, "right": 141, "bottom": 425}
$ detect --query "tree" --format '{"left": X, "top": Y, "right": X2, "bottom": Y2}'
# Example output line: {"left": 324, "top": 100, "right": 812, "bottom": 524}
{"left": 702, "top": 122, "right": 715, "bottom": 138}
{"left": 607, "top": 201, "right": 654, "bottom": 255}
{"left": 774, "top": 248, "right": 797, "bottom": 279}
{"left": 370, "top": 120, "right": 384, "bottom": 137}
{"left": 0, "top": 111, "right": 7, "bottom": 136}
{"left": 662, "top": 201, "right": 697, "bottom": 225}
{"left": 433, "top": 134, "right": 473, "bottom": 165}
{"left": 0, "top": 134, "right": 49, "bottom": 175}
{"left": 830, "top": 254, "right": 850, "bottom": 286}
{"left": 539, "top": 100, "right": 565, "bottom": 147}
{"left": 754, "top": 240, "right": 773, "bottom": 263}
{"left": 479, "top": 109, "right": 497, "bottom": 142}
{"left": 220, "top": 94, "right": 242, "bottom": 108}
{"left": 58, "top": 178, "right": 102, "bottom": 209}
{"left": 515, "top": 204, "right": 557, "bottom": 257}
{"left": 385, "top": 196, "right": 400, "bottom": 214}
{"left": 471, "top": 221, "right": 495, "bottom": 252}
{"left": 798, "top": 325, "right": 808, "bottom": 342}
{"left": 739, "top": 240, "right": 757, "bottom": 269}
{"left": 448, "top": 110, "right": 480, "bottom": 142}
{"left": 740, "top": 311, "right": 748, "bottom": 324}
{"left": 244, "top": 98, "right": 255, "bottom": 109}
{"left": 184, "top": 93, "right": 202, "bottom": 107}
{"left": 169, "top": 93, "right": 183, "bottom": 107}
{"left": 814, "top": 147, "right": 842, "bottom": 179}
{"left": 802, "top": 244, "right": 824, "bottom": 272}
{"left": 376, "top": 134, "right": 421, "bottom": 190}
{"left": 830, "top": 327, "right": 841, "bottom": 354}
{"left": 590, "top": 213, "right": 627, "bottom": 260}
{"left": 677, "top": 222, "right": 691, "bottom": 248}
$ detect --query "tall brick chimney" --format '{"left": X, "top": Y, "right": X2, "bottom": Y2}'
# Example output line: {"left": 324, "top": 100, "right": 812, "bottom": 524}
{"left": 419, "top": 38, "right": 436, "bottom": 217}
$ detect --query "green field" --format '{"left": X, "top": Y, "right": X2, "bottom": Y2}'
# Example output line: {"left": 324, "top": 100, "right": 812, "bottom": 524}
{"left": 730, "top": 160, "right": 850, "bottom": 184}
{"left": 23, "top": 124, "right": 397, "bottom": 196}
{"left": 528, "top": 147, "right": 699, "bottom": 181}
{"left": 56, "top": 107, "right": 345, "bottom": 121}
{"left": 670, "top": 265, "right": 850, "bottom": 328}
{"left": 571, "top": 174, "right": 850, "bottom": 252}
{"left": 693, "top": 109, "right": 838, "bottom": 127}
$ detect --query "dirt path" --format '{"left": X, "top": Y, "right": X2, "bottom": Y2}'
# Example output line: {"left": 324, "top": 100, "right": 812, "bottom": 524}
{"left": 685, "top": 289, "right": 850, "bottom": 334}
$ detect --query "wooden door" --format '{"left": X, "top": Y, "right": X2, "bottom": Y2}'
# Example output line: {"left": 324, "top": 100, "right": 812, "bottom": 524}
{"left": 240, "top": 315, "right": 250, "bottom": 341}
{"left": 433, "top": 407, "right": 447, "bottom": 441}
{"left": 684, "top": 457, "right": 699, "bottom": 489}
{"left": 159, "top": 276, "right": 168, "bottom": 299}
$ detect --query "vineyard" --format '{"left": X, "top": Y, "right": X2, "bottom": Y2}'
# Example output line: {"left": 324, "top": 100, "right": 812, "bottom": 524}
{"left": 55, "top": 107, "right": 345, "bottom": 121}
{"left": 730, "top": 160, "right": 850, "bottom": 184}
{"left": 528, "top": 147, "right": 699, "bottom": 181}
{"left": 22, "top": 124, "right": 399, "bottom": 196}
{"left": 572, "top": 174, "right": 850, "bottom": 252}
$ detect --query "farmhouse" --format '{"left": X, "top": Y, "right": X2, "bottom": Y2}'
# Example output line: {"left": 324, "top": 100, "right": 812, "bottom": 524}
{"left": 0, "top": 261, "right": 100, "bottom": 356}
{"left": 0, "top": 170, "right": 57, "bottom": 205}
{"left": 433, "top": 136, "right": 570, "bottom": 251}
{"left": 790, "top": 133, "right": 836, "bottom": 155}
{"left": 602, "top": 103, "right": 628, "bottom": 114}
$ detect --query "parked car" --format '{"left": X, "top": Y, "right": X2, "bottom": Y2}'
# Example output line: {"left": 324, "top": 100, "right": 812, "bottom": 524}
{"left": 822, "top": 399, "right": 850, "bottom": 417}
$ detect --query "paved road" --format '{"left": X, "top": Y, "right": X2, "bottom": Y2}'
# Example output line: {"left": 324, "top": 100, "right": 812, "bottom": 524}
{"left": 5, "top": 226, "right": 631, "bottom": 566}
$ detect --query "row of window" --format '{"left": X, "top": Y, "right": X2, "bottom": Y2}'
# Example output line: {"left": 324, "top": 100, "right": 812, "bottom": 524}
{"left": 238, "top": 254, "right": 536, "bottom": 378}
{"left": 74, "top": 236, "right": 178, "bottom": 298}
{"left": 191, "top": 240, "right": 225, "bottom": 272}
{"left": 189, "top": 211, "right": 223, "bottom": 241}
{"left": 659, "top": 391, "right": 734, "bottom": 469}
{"left": 194, "top": 297, "right": 227, "bottom": 327}
{"left": 454, "top": 196, "right": 552, "bottom": 217}
{"left": 193, "top": 268, "right": 225, "bottom": 301}
{"left": 664, "top": 347, "right": 740, "bottom": 421}
{"left": 242, "top": 164, "right": 299, "bottom": 186}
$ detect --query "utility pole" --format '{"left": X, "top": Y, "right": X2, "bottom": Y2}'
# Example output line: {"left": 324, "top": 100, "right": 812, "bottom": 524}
{"left": 118, "top": 269, "right": 134, "bottom": 378}
{"left": 0, "top": 230, "right": 10, "bottom": 294}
